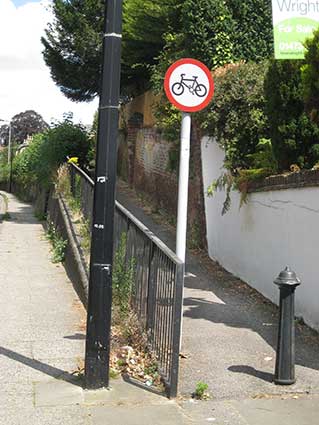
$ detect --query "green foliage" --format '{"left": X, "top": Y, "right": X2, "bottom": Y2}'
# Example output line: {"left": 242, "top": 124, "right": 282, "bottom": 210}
{"left": 122, "top": 0, "right": 177, "bottom": 95}
{"left": 46, "top": 222, "right": 68, "bottom": 263}
{"left": 202, "top": 62, "right": 270, "bottom": 171}
{"left": 13, "top": 134, "right": 45, "bottom": 186}
{"left": 42, "top": 0, "right": 273, "bottom": 101}
{"left": 42, "top": 0, "right": 104, "bottom": 101}
{"left": 42, "top": 0, "right": 175, "bottom": 99}
{"left": 152, "top": 0, "right": 273, "bottom": 91}
{"left": 109, "top": 368, "right": 120, "bottom": 379}
{"left": 207, "top": 139, "right": 277, "bottom": 215}
{"left": 246, "top": 138, "right": 278, "bottom": 171}
{"left": 13, "top": 119, "right": 90, "bottom": 189}
{"left": 2, "top": 212, "right": 11, "bottom": 221}
{"left": 194, "top": 381, "right": 209, "bottom": 400}
{"left": 112, "top": 233, "right": 136, "bottom": 318}
{"left": 207, "top": 171, "right": 235, "bottom": 215}
{"left": 78, "top": 218, "right": 91, "bottom": 255}
{"left": 179, "top": 0, "right": 235, "bottom": 70}
{"left": 265, "top": 59, "right": 319, "bottom": 170}
{"left": 229, "top": 0, "right": 273, "bottom": 62}
{"left": 0, "top": 148, "right": 9, "bottom": 183}
{"left": 302, "top": 28, "right": 319, "bottom": 123}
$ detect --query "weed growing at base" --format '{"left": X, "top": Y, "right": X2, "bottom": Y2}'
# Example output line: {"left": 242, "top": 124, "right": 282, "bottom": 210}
{"left": 46, "top": 222, "right": 68, "bottom": 263}
{"left": 193, "top": 381, "right": 210, "bottom": 400}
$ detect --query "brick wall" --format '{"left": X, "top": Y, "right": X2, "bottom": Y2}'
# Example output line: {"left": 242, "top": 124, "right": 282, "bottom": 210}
{"left": 118, "top": 96, "right": 207, "bottom": 250}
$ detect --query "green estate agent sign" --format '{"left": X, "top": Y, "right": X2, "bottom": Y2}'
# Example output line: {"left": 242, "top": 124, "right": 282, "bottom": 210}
{"left": 272, "top": 0, "right": 319, "bottom": 59}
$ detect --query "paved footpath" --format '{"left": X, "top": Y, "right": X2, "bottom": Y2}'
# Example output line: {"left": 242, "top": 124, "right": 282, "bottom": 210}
{"left": 2, "top": 190, "right": 319, "bottom": 425}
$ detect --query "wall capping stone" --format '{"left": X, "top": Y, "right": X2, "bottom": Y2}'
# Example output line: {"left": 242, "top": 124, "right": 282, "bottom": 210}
{"left": 247, "top": 169, "right": 319, "bottom": 193}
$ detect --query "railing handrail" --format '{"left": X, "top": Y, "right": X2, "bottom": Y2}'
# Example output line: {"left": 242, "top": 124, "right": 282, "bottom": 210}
{"left": 69, "top": 162, "right": 183, "bottom": 266}
{"left": 69, "top": 161, "right": 94, "bottom": 187}
{"left": 115, "top": 202, "right": 183, "bottom": 265}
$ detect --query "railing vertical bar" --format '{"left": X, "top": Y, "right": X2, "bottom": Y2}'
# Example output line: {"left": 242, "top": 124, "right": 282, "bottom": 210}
{"left": 149, "top": 245, "right": 159, "bottom": 350}
{"left": 158, "top": 251, "right": 167, "bottom": 370}
{"left": 164, "top": 260, "right": 174, "bottom": 378}
{"left": 146, "top": 242, "right": 155, "bottom": 333}
{"left": 161, "top": 255, "right": 170, "bottom": 377}
{"left": 153, "top": 250, "right": 162, "bottom": 357}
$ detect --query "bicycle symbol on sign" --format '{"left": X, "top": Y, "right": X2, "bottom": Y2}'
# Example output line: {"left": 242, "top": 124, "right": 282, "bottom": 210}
{"left": 172, "top": 74, "right": 207, "bottom": 98}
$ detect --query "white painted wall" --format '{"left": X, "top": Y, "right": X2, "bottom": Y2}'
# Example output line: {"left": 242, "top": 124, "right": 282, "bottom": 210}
{"left": 201, "top": 137, "right": 319, "bottom": 331}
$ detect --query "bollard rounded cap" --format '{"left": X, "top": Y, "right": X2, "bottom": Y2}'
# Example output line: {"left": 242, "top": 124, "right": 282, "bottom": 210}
{"left": 274, "top": 266, "right": 301, "bottom": 287}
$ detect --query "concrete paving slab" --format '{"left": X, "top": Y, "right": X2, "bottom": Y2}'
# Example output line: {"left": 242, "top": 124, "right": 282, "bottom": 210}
{"left": 0, "top": 406, "right": 89, "bottom": 425}
{"left": 231, "top": 395, "right": 319, "bottom": 425}
{"left": 32, "top": 339, "right": 84, "bottom": 360}
{"left": 0, "top": 383, "right": 33, "bottom": 409}
{"left": 178, "top": 399, "right": 249, "bottom": 425}
{"left": 83, "top": 379, "right": 168, "bottom": 406}
{"left": 34, "top": 380, "right": 84, "bottom": 407}
{"left": 89, "top": 403, "right": 189, "bottom": 425}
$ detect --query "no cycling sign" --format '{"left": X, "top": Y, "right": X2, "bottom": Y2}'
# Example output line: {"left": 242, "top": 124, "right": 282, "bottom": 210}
{"left": 164, "top": 58, "right": 214, "bottom": 112}
{"left": 163, "top": 58, "right": 214, "bottom": 265}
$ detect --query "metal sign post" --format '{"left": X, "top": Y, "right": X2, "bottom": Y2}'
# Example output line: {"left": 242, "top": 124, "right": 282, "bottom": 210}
{"left": 85, "top": 0, "right": 123, "bottom": 389}
{"left": 176, "top": 113, "right": 191, "bottom": 263}
{"left": 164, "top": 58, "right": 214, "bottom": 264}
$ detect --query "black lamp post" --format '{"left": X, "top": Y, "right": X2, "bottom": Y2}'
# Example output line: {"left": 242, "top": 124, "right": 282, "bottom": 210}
{"left": 84, "top": 0, "right": 123, "bottom": 389}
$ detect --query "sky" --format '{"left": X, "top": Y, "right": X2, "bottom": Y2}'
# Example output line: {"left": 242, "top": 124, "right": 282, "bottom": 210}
{"left": 0, "top": 0, "right": 99, "bottom": 126}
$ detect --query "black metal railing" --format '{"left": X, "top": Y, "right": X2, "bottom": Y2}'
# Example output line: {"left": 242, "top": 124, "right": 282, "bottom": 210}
{"left": 68, "top": 162, "right": 184, "bottom": 397}
{"left": 69, "top": 163, "right": 94, "bottom": 228}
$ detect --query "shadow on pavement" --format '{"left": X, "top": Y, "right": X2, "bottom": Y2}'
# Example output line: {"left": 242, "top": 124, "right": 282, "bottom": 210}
{"left": 183, "top": 295, "right": 319, "bottom": 373}
{"left": 0, "top": 346, "right": 83, "bottom": 387}
{"left": 64, "top": 333, "right": 86, "bottom": 340}
{"left": 228, "top": 365, "right": 274, "bottom": 383}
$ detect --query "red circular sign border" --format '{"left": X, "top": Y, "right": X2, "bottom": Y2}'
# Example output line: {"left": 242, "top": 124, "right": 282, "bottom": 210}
{"left": 164, "top": 58, "right": 214, "bottom": 113}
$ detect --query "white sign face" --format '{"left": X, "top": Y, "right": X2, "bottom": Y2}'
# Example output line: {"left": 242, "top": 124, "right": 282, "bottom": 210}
{"left": 164, "top": 58, "right": 214, "bottom": 112}
{"left": 272, "top": 0, "right": 319, "bottom": 59}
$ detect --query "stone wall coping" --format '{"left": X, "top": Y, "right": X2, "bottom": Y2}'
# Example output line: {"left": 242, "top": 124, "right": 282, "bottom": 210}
{"left": 247, "top": 169, "right": 319, "bottom": 193}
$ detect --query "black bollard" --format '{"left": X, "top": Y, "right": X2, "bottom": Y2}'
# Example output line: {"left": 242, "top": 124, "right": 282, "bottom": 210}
{"left": 274, "top": 266, "right": 301, "bottom": 385}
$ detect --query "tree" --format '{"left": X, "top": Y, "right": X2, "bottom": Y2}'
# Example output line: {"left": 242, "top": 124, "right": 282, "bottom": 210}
{"left": 0, "top": 124, "right": 9, "bottom": 146}
{"left": 229, "top": 0, "right": 273, "bottom": 62}
{"left": 41, "top": 0, "right": 175, "bottom": 100}
{"left": 264, "top": 60, "right": 319, "bottom": 170}
{"left": 42, "top": 0, "right": 274, "bottom": 102}
{"left": 42, "top": 0, "right": 104, "bottom": 102}
{"left": 10, "top": 110, "right": 49, "bottom": 144}
{"left": 13, "top": 117, "right": 90, "bottom": 189}
{"left": 302, "top": 28, "right": 319, "bottom": 123}
{"left": 122, "top": 0, "right": 178, "bottom": 95}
